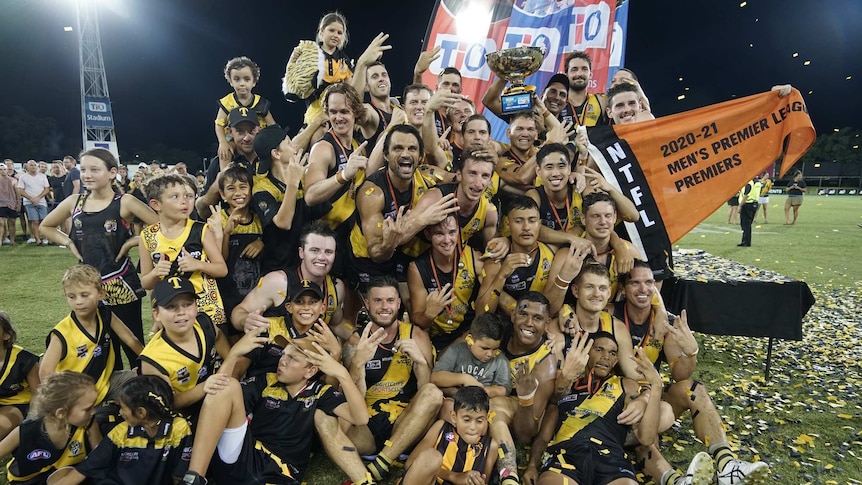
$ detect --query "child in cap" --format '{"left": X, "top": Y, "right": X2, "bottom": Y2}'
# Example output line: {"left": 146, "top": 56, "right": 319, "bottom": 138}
{"left": 138, "top": 277, "right": 229, "bottom": 422}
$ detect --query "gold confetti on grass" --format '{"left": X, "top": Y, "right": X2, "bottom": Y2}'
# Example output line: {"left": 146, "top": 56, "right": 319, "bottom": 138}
{"left": 652, "top": 252, "right": 861, "bottom": 483}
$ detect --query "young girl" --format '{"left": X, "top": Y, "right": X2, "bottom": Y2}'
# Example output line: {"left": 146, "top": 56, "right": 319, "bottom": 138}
{"left": 40, "top": 148, "right": 159, "bottom": 367}
{"left": 0, "top": 310, "right": 40, "bottom": 442}
{"left": 285, "top": 12, "right": 354, "bottom": 128}
{"left": 0, "top": 372, "right": 100, "bottom": 484}
{"left": 50, "top": 375, "right": 193, "bottom": 485}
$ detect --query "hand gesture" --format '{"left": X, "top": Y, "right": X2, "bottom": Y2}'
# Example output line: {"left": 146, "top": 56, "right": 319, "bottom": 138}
{"left": 207, "top": 205, "right": 224, "bottom": 240}
{"left": 421, "top": 193, "right": 459, "bottom": 226}
{"left": 483, "top": 237, "right": 510, "bottom": 261}
{"left": 308, "top": 319, "right": 342, "bottom": 359}
{"left": 559, "top": 332, "right": 592, "bottom": 386}
{"left": 153, "top": 253, "right": 173, "bottom": 278}
{"left": 633, "top": 347, "right": 663, "bottom": 388}
{"left": 343, "top": 141, "right": 369, "bottom": 180}
{"left": 285, "top": 148, "right": 307, "bottom": 181}
{"left": 425, "top": 283, "right": 455, "bottom": 318}
{"left": 414, "top": 46, "right": 442, "bottom": 76}
{"left": 358, "top": 32, "right": 392, "bottom": 66}
{"left": 547, "top": 120, "right": 576, "bottom": 144}
{"left": 242, "top": 308, "right": 270, "bottom": 334}
{"left": 381, "top": 206, "right": 407, "bottom": 248}
{"left": 353, "top": 323, "right": 387, "bottom": 365}
{"left": 177, "top": 247, "right": 200, "bottom": 273}
{"left": 650, "top": 291, "right": 670, "bottom": 342}
{"left": 557, "top": 243, "right": 591, "bottom": 283}
{"left": 666, "top": 309, "right": 698, "bottom": 358}
{"left": 394, "top": 338, "right": 427, "bottom": 366}
{"left": 304, "top": 341, "right": 349, "bottom": 379}
{"left": 437, "top": 127, "right": 452, "bottom": 152}
{"left": 223, "top": 211, "right": 243, "bottom": 235}
{"left": 513, "top": 360, "right": 539, "bottom": 398}
{"left": 583, "top": 166, "right": 612, "bottom": 194}
{"left": 229, "top": 325, "right": 269, "bottom": 359}
{"left": 500, "top": 252, "right": 533, "bottom": 276}
{"left": 427, "top": 90, "right": 463, "bottom": 112}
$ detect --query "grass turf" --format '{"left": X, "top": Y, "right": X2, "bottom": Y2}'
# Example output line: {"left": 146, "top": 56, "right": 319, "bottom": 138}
{"left": 0, "top": 194, "right": 859, "bottom": 484}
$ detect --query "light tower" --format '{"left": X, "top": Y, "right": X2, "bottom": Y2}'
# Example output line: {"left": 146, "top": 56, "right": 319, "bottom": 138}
{"left": 76, "top": 0, "right": 120, "bottom": 159}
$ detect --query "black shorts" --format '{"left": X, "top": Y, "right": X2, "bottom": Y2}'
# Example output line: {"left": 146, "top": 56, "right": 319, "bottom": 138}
{"left": 727, "top": 196, "right": 739, "bottom": 207}
{"left": 0, "top": 207, "right": 18, "bottom": 219}
{"left": 541, "top": 440, "right": 636, "bottom": 485}
{"left": 212, "top": 427, "right": 299, "bottom": 485}
{"left": 367, "top": 400, "right": 408, "bottom": 451}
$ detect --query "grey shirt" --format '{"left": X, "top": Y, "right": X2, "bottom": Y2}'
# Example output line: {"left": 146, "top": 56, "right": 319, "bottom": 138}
{"left": 434, "top": 341, "right": 511, "bottom": 392}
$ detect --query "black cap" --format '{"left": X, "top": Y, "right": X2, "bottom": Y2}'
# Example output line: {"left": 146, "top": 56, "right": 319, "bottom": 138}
{"left": 545, "top": 73, "right": 570, "bottom": 92}
{"left": 252, "top": 124, "right": 289, "bottom": 161}
{"left": 228, "top": 107, "right": 260, "bottom": 127}
{"left": 288, "top": 279, "right": 325, "bottom": 301}
{"left": 151, "top": 277, "right": 196, "bottom": 308}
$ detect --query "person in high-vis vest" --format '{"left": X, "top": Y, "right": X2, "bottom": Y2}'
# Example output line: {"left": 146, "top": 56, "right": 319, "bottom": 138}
{"left": 737, "top": 176, "right": 762, "bottom": 247}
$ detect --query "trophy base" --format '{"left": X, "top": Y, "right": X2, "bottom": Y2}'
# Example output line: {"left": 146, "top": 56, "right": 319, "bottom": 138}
{"left": 500, "top": 85, "right": 537, "bottom": 115}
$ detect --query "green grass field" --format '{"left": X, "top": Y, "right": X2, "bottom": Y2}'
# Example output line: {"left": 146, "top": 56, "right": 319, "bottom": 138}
{"left": 0, "top": 194, "right": 860, "bottom": 484}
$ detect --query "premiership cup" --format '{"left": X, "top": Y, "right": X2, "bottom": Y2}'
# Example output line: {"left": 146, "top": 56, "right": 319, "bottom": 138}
{"left": 485, "top": 46, "right": 546, "bottom": 115}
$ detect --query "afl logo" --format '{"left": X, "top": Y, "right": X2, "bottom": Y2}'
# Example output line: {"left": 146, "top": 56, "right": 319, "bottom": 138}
{"left": 27, "top": 449, "right": 51, "bottom": 460}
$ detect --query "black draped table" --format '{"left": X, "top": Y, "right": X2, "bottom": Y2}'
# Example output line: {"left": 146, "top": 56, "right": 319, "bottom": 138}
{"left": 660, "top": 250, "right": 815, "bottom": 378}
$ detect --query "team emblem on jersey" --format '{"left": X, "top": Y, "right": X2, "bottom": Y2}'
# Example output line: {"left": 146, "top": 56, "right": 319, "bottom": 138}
{"left": 542, "top": 259, "right": 551, "bottom": 271}
{"left": 445, "top": 431, "right": 456, "bottom": 442}
{"left": 69, "top": 440, "right": 82, "bottom": 456}
{"left": 198, "top": 366, "right": 208, "bottom": 378}
{"left": 470, "top": 219, "right": 480, "bottom": 231}
{"left": 264, "top": 398, "right": 281, "bottom": 410}
{"left": 75, "top": 344, "right": 88, "bottom": 359}
{"left": 74, "top": 218, "right": 83, "bottom": 229}
{"left": 104, "top": 219, "right": 117, "bottom": 233}
{"left": 366, "top": 359, "right": 381, "bottom": 370}
{"left": 176, "top": 366, "right": 191, "bottom": 385}
{"left": 93, "top": 345, "right": 102, "bottom": 358}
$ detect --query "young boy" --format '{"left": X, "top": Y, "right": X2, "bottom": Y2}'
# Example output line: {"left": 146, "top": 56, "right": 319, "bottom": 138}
{"left": 216, "top": 166, "right": 263, "bottom": 329}
{"left": 138, "top": 277, "right": 229, "bottom": 420}
{"left": 40, "top": 264, "right": 144, "bottom": 405}
{"left": 401, "top": 386, "right": 499, "bottom": 485}
{"left": 181, "top": 328, "right": 371, "bottom": 485}
{"left": 215, "top": 56, "right": 277, "bottom": 164}
{"left": 431, "top": 314, "right": 511, "bottom": 401}
{"left": 236, "top": 279, "right": 339, "bottom": 379}
{"left": 139, "top": 174, "right": 228, "bottom": 326}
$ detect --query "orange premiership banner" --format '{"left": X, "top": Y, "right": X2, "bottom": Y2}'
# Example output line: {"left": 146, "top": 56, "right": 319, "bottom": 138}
{"left": 588, "top": 89, "right": 815, "bottom": 263}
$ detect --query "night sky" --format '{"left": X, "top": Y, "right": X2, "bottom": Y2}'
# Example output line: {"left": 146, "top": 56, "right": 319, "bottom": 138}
{"left": 2, "top": 0, "right": 859, "bottom": 162}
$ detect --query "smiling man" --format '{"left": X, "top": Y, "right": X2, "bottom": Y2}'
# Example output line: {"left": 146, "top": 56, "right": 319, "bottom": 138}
{"left": 342, "top": 275, "right": 442, "bottom": 482}
{"left": 348, "top": 125, "right": 457, "bottom": 296}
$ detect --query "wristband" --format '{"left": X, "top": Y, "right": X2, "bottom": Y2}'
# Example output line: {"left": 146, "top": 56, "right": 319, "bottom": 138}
{"left": 335, "top": 170, "right": 348, "bottom": 185}
{"left": 518, "top": 397, "right": 534, "bottom": 407}
{"left": 555, "top": 275, "right": 572, "bottom": 286}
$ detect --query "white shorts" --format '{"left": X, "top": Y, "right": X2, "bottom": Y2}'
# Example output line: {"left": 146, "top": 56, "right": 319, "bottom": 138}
{"left": 758, "top": 197, "right": 769, "bottom": 204}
